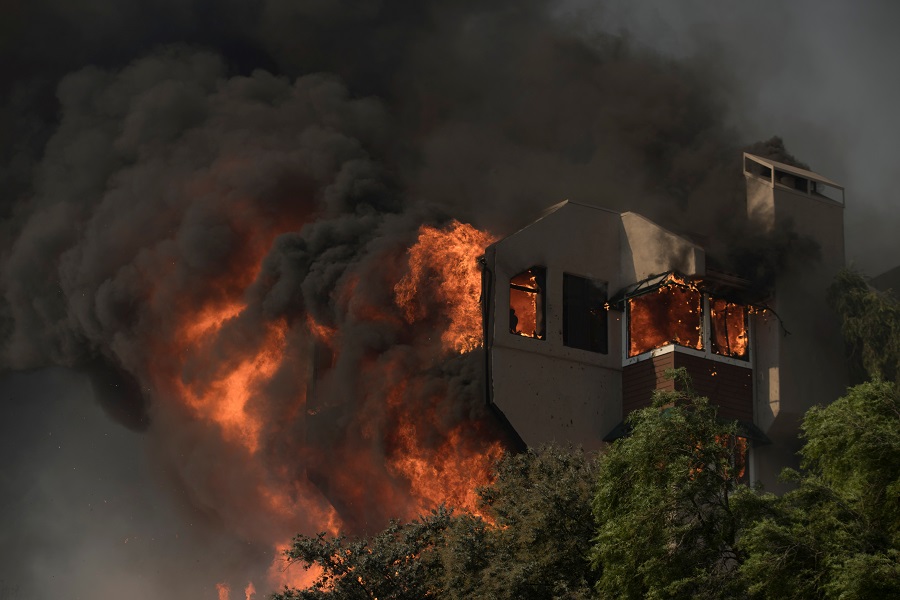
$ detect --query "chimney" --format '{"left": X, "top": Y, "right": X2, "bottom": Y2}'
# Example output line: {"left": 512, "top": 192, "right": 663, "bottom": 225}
{"left": 743, "top": 153, "right": 847, "bottom": 490}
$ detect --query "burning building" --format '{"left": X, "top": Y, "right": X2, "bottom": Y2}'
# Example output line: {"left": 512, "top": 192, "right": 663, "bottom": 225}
{"left": 480, "top": 153, "right": 847, "bottom": 489}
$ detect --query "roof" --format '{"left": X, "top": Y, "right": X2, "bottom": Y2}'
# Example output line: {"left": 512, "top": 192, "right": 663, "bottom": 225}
{"left": 485, "top": 199, "right": 622, "bottom": 249}
{"left": 744, "top": 152, "right": 844, "bottom": 190}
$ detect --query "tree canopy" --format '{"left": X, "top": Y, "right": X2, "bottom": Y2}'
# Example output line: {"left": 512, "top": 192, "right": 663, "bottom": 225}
{"left": 828, "top": 269, "right": 900, "bottom": 385}
{"left": 274, "top": 446, "right": 599, "bottom": 600}
{"left": 739, "top": 379, "right": 900, "bottom": 599}
{"left": 591, "top": 371, "right": 752, "bottom": 599}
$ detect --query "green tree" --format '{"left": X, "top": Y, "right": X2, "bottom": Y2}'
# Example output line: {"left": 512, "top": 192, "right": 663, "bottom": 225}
{"left": 275, "top": 446, "right": 599, "bottom": 600}
{"left": 591, "top": 369, "right": 754, "bottom": 599}
{"left": 827, "top": 269, "right": 900, "bottom": 385}
{"left": 736, "top": 271, "right": 900, "bottom": 598}
{"left": 444, "top": 446, "right": 599, "bottom": 599}
{"left": 802, "top": 380, "right": 900, "bottom": 537}
{"left": 273, "top": 507, "right": 456, "bottom": 600}
{"left": 738, "top": 381, "right": 900, "bottom": 599}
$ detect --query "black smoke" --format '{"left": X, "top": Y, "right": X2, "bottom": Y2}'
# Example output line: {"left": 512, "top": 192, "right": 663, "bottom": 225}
{"left": 0, "top": 0, "right": 843, "bottom": 597}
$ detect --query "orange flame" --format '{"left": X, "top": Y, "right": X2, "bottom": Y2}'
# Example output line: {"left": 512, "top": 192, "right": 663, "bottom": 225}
{"left": 629, "top": 283, "right": 702, "bottom": 357}
{"left": 174, "top": 303, "right": 286, "bottom": 454}
{"left": 155, "top": 216, "right": 504, "bottom": 597}
{"left": 382, "top": 378, "right": 504, "bottom": 517}
{"left": 389, "top": 424, "right": 504, "bottom": 516}
{"left": 216, "top": 582, "right": 230, "bottom": 600}
{"left": 628, "top": 274, "right": 751, "bottom": 359}
{"left": 709, "top": 298, "right": 749, "bottom": 358}
{"left": 509, "top": 269, "right": 542, "bottom": 338}
{"left": 395, "top": 220, "right": 496, "bottom": 353}
{"left": 267, "top": 543, "right": 325, "bottom": 592}
{"left": 306, "top": 314, "right": 337, "bottom": 347}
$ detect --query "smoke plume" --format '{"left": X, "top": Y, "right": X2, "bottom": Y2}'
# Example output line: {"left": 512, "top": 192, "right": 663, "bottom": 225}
{"left": 0, "top": 0, "right": 834, "bottom": 596}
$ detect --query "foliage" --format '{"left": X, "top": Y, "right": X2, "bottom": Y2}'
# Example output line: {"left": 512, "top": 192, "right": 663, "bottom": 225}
{"left": 591, "top": 369, "right": 753, "bottom": 599}
{"left": 739, "top": 478, "right": 871, "bottom": 599}
{"left": 273, "top": 507, "right": 456, "bottom": 600}
{"left": 738, "top": 380, "right": 900, "bottom": 599}
{"left": 827, "top": 269, "right": 900, "bottom": 385}
{"left": 447, "top": 445, "right": 599, "bottom": 599}
{"left": 275, "top": 446, "right": 599, "bottom": 600}
{"left": 589, "top": 367, "right": 900, "bottom": 599}
{"left": 735, "top": 275, "right": 900, "bottom": 598}
{"left": 801, "top": 380, "right": 900, "bottom": 537}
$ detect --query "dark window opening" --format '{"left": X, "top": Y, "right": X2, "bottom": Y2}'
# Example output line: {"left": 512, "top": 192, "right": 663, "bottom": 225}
{"left": 709, "top": 298, "right": 749, "bottom": 360}
{"left": 744, "top": 157, "right": 772, "bottom": 180}
{"left": 810, "top": 180, "right": 844, "bottom": 203}
{"left": 628, "top": 284, "right": 702, "bottom": 357}
{"left": 775, "top": 169, "right": 809, "bottom": 193}
{"left": 563, "top": 274, "right": 608, "bottom": 354}
{"left": 509, "top": 267, "right": 545, "bottom": 339}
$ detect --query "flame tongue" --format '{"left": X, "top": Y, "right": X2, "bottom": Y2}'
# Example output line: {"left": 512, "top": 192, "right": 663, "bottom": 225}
{"left": 629, "top": 281, "right": 702, "bottom": 357}
{"left": 176, "top": 309, "right": 286, "bottom": 454}
{"left": 148, "top": 217, "right": 503, "bottom": 592}
{"left": 384, "top": 380, "right": 505, "bottom": 516}
{"left": 395, "top": 220, "right": 496, "bottom": 354}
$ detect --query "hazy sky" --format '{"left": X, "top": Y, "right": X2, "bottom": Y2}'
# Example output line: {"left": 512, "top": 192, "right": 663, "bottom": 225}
{"left": 2, "top": 2, "right": 898, "bottom": 598}
{"left": 586, "top": 0, "right": 900, "bottom": 273}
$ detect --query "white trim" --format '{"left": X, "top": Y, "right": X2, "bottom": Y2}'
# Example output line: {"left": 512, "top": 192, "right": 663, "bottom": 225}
{"left": 743, "top": 152, "right": 844, "bottom": 205}
{"left": 622, "top": 343, "right": 675, "bottom": 367}
{"left": 623, "top": 343, "right": 752, "bottom": 369}
{"left": 743, "top": 152, "right": 843, "bottom": 190}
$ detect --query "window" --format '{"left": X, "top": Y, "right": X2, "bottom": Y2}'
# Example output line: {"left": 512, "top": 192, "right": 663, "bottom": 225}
{"left": 709, "top": 298, "right": 749, "bottom": 360}
{"left": 563, "top": 274, "right": 608, "bottom": 353}
{"left": 628, "top": 284, "right": 702, "bottom": 357}
{"left": 627, "top": 282, "right": 752, "bottom": 361}
{"left": 509, "top": 267, "right": 545, "bottom": 339}
{"left": 775, "top": 169, "right": 809, "bottom": 193}
{"left": 744, "top": 156, "right": 771, "bottom": 180}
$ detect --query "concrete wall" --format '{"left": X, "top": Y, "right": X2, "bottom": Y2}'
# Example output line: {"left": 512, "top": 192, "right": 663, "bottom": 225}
{"left": 484, "top": 201, "right": 708, "bottom": 449}
{"left": 484, "top": 202, "right": 624, "bottom": 449}
{"left": 746, "top": 172, "right": 848, "bottom": 490}
{"left": 621, "top": 212, "right": 705, "bottom": 281}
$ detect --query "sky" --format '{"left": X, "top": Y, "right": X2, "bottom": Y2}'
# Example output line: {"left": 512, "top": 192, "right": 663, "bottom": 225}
{"left": 1, "top": 1, "right": 898, "bottom": 598}
{"left": 585, "top": 1, "right": 900, "bottom": 273}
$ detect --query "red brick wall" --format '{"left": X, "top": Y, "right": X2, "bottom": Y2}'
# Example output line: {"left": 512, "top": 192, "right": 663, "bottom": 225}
{"left": 622, "top": 351, "right": 753, "bottom": 422}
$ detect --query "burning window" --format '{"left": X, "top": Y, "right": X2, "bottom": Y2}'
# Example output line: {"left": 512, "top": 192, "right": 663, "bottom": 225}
{"left": 695, "top": 435, "right": 750, "bottom": 483}
{"left": 628, "top": 284, "right": 702, "bottom": 357}
{"left": 563, "top": 274, "right": 608, "bottom": 354}
{"left": 509, "top": 267, "right": 545, "bottom": 339}
{"left": 733, "top": 436, "right": 749, "bottom": 483}
{"left": 709, "top": 298, "right": 749, "bottom": 360}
